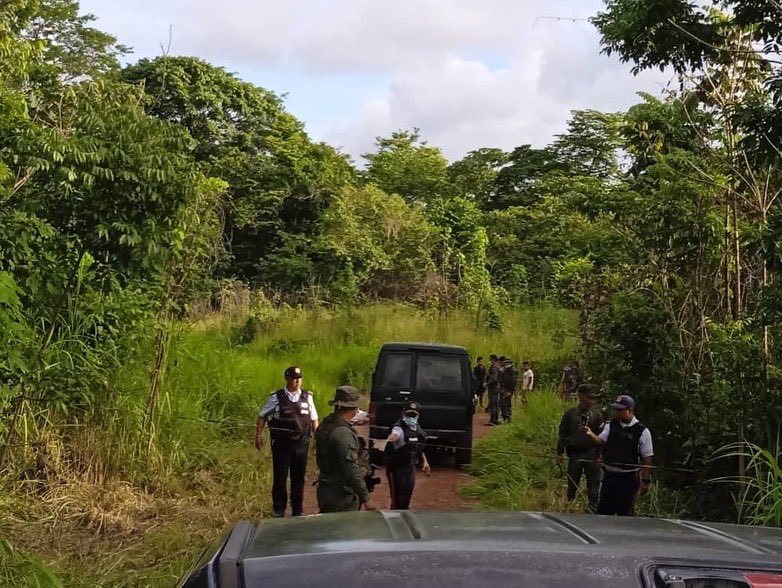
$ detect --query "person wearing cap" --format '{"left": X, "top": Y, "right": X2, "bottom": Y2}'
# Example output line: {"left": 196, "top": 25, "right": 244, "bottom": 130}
{"left": 314, "top": 386, "right": 376, "bottom": 513}
{"left": 556, "top": 384, "right": 604, "bottom": 513}
{"left": 584, "top": 394, "right": 654, "bottom": 516}
{"left": 383, "top": 401, "right": 431, "bottom": 510}
{"left": 255, "top": 366, "right": 319, "bottom": 517}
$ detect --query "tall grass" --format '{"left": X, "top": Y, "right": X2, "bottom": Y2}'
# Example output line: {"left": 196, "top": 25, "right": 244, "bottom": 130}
{"left": 713, "top": 442, "right": 782, "bottom": 527}
{"left": 0, "top": 539, "right": 63, "bottom": 588}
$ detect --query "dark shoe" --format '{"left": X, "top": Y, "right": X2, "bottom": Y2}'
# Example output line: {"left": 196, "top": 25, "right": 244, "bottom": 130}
{"left": 291, "top": 512, "right": 304, "bottom": 517}
{"left": 273, "top": 511, "right": 285, "bottom": 518}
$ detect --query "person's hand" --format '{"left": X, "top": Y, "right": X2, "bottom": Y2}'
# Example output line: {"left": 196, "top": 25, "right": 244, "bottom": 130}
{"left": 422, "top": 462, "right": 431, "bottom": 476}
{"left": 556, "top": 454, "right": 564, "bottom": 467}
{"left": 639, "top": 478, "right": 652, "bottom": 496}
{"left": 593, "top": 455, "right": 603, "bottom": 469}
{"left": 254, "top": 435, "right": 264, "bottom": 450}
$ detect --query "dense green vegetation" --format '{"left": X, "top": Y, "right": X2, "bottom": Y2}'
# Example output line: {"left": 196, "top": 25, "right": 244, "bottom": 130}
{"left": 3, "top": 0, "right": 782, "bottom": 583}
{"left": 1, "top": 304, "right": 575, "bottom": 586}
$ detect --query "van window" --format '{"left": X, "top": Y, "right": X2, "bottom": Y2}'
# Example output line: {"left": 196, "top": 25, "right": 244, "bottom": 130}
{"left": 378, "top": 353, "right": 413, "bottom": 388}
{"left": 416, "top": 355, "right": 463, "bottom": 392}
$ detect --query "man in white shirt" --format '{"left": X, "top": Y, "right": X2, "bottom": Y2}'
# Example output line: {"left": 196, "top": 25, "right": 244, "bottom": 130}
{"left": 520, "top": 361, "right": 534, "bottom": 405}
{"left": 255, "top": 366, "right": 319, "bottom": 517}
{"left": 584, "top": 394, "right": 653, "bottom": 516}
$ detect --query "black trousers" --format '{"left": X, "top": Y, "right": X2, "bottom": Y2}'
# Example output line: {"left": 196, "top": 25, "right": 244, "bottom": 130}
{"left": 566, "top": 451, "right": 601, "bottom": 513}
{"left": 387, "top": 465, "right": 416, "bottom": 510}
{"left": 500, "top": 391, "right": 513, "bottom": 422}
{"left": 271, "top": 437, "right": 309, "bottom": 516}
{"left": 488, "top": 387, "right": 500, "bottom": 424}
{"left": 597, "top": 470, "right": 639, "bottom": 516}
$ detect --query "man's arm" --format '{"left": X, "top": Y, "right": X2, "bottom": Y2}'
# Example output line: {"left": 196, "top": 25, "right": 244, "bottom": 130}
{"left": 387, "top": 425, "right": 404, "bottom": 444}
{"left": 556, "top": 411, "right": 570, "bottom": 464}
{"left": 255, "top": 415, "right": 267, "bottom": 450}
{"left": 255, "top": 393, "right": 277, "bottom": 450}
{"left": 584, "top": 422, "right": 608, "bottom": 447}
{"left": 307, "top": 395, "right": 319, "bottom": 431}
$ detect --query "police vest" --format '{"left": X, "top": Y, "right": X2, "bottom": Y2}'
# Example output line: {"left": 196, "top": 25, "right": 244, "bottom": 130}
{"left": 603, "top": 419, "right": 646, "bottom": 472}
{"left": 269, "top": 389, "right": 312, "bottom": 442}
{"left": 383, "top": 420, "right": 421, "bottom": 469}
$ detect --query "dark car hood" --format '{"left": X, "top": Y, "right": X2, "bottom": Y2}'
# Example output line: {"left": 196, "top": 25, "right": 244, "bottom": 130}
{"left": 247, "top": 511, "right": 781, "bottom": 559}
{"left": 181, "top": 511, "right": 782, "bottom": 588}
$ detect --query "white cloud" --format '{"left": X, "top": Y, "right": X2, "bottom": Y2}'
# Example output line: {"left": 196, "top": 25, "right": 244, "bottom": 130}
{"left": 81, "top": 0, "right": 670, "bottom": 160}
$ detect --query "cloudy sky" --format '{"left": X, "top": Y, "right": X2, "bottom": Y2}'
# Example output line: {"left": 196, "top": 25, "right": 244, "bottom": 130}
{"left": 80, "top": 0, "right": 671, "bottom": 161}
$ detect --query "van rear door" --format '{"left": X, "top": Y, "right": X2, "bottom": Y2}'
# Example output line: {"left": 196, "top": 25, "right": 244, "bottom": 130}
{"left": 372, "top": 351, "right": 414, "bottom": 429}
{"left": 413, "top": 353, "right": 470, "bottom": 431}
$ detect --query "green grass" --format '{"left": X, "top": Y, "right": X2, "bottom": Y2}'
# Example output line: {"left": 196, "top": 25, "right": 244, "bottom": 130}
{"left": 2, "top": 302, "right": 578, "bottom": 587}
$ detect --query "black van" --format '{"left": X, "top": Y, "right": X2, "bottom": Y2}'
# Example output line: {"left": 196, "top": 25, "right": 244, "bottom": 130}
{"left": 368, "top": 342, "right": 474, "bottom": 467}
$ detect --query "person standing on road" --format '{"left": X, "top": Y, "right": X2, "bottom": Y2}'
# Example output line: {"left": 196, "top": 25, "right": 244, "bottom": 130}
{"left": 473, "top": 357, "right": 487, "bottom": 409}
{"left": 384, "top": 401, "right": 431, "bottom": 510}
{"left": 314, "top": 386, "right": 376, "bottom": 513}
{"left": 584, "top": 394, "right": 653, "bottom": 516}
{"left": 520, "top": 360, "right": 534, "bottom": 406}
{"left": 499, "top": 356, "right": 518, "bottom": 423}
{"left": 556, "top": 384, "right": 604, "bottom": 513}
{"left": 485, "top": 354, "right": 501, "bottom": 426}
{"left": 255, "top": 366, "right": 319, "bottom": 517}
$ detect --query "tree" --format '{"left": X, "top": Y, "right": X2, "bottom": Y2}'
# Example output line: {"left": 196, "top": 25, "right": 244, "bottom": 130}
{"left": 318, "top": 184, "right": 434, "bottom": 300}
{"left": 493, "top": 145, "right": 565, "bottom": 209}
{"left": 363, "top": 129, "right": 449, "bottom": 202}
{"left": 122, "top": 56, "right": 356, "bottom": 286}
{"left": 448, "top": 147, "right": 507, "bottom": 205}
{"left": 551, "top": 110, "right": 624, "bottom": 180}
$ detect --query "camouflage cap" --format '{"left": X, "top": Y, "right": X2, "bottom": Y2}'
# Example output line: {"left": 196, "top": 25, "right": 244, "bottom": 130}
{"left": 328, "top": 385, "right": 361, "bottom": 408}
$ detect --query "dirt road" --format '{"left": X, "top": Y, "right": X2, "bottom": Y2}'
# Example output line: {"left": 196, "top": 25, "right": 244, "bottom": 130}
{"left": 303, "top": 409, "right": 492, "bottom": 513}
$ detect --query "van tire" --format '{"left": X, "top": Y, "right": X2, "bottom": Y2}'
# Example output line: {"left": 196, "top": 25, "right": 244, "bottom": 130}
{"left": 454, "top": 430, "right": 472, "bottom": 468}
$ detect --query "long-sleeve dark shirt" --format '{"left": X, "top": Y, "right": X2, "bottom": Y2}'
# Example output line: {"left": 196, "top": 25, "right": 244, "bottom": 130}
{"left": 557, "top": 406, "right": 604, "bottom": 456}
{"left": 473, "top": 365, "right": 487, "bottom": 391}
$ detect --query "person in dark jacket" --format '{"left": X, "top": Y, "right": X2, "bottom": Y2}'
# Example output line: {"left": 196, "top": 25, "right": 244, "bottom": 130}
{"left": 556, "top": 384, "right": 604, "bottom": 513}
{"left": 485, "top": 354, "right": 501, "bottom": 426}
{"left": 315, "top": 386, "right": 376, "bottom": 513}
{"left": 499, "top": 356, "right": 518, "bottom": 423}
{"left": 584, "top": 394, "right": 654, "bottom": 516}
{"left": 384, "top": 401, "right": 431, "bottom": 510}
{"left": 255, "top": 366, "right": 319, "bottom": 517}
{"left": 473, "top": 357, "right": 487, "bottom": 408}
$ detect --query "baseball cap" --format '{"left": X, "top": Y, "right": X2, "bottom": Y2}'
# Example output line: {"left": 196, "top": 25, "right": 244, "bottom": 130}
{"left": 611, "top": 395, "right": 635, "bottom": 410}
{"left": 403, "top": 401, "right": 421, "bottom": 416}
{"left": 284, "top": 366, "right": 303, "bottom": 379}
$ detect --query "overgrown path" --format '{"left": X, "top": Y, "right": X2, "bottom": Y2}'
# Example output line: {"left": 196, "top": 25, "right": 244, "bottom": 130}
{"left": 303, "top": 410, "right": 493, "bottom": 513}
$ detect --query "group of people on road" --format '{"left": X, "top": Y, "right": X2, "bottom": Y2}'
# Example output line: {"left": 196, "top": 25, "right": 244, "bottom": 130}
{"left": 256, "top": 362, "right": 654, "bottom": 520}
{"left": 473, "top": 355, "right": 534, "bottom": 426}
{"left": 255, "top": 366, "right": 429, "bottom": 517}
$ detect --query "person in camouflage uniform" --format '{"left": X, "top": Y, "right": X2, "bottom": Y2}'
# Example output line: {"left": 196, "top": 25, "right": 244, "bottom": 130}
{"left": 315, "top": 386, "right": 376, "bottom": 513}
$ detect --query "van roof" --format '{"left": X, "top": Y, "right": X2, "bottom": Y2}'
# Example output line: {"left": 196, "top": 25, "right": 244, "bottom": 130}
{"left": 380, "top": 342, "right": 469, "bottom": 354}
